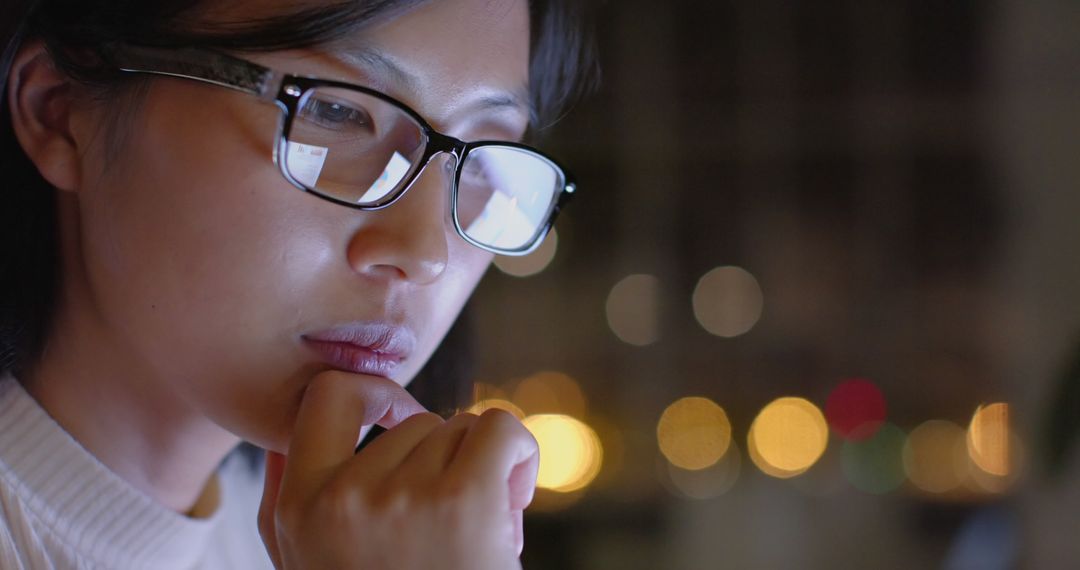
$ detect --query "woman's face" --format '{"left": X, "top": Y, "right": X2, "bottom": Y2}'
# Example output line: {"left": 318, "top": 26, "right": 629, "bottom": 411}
{"left": 70, "top": 0, "right": 531, "bottom": 451}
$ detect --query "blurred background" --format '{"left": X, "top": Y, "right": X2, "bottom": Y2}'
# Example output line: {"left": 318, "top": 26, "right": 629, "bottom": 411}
{"left": 466, "top": 1, "right": 1079, "bottom": 568}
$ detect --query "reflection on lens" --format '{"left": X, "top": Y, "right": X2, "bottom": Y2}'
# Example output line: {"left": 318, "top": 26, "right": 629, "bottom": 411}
{"left": 458, "top": 146, "right": 561, "bottom": 252}
{"left": 355, "top": 151, "right": 411, "bottom": 203}
{"left": 286, "top": 86, "right": 424, "bottom": 205}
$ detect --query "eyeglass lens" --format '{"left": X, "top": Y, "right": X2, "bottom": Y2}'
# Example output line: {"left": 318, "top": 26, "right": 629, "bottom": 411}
{"left": 283, "top": 86, "right": 564, "bottom": 253}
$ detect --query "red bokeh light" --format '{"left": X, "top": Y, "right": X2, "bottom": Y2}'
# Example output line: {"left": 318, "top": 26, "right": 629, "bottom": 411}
{"left": 825, "top": 378, "right": 886, "bottom": 441}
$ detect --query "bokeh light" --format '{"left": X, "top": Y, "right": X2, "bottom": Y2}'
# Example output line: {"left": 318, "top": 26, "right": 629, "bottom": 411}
{"left": 692, "top": 266, "right": 764, "bottom": 338}
{"left": 467, "top": 398, "right": 525, "bottom": 420}
{"left": 967, "top": 403, "right": 1023, "bottom": 494}
{"left": 748, "top": 397, "right": 828, "bottom": 478}
{"left": 967, "top": 403, "right": 1010, "bottom": 477}
{"left": 968, "top": 432, "right": 1024, "bottom": 494}
{"left": 841, "top": 422, "right": 907, "bottom": 494}
{"left": 789, "top": 444, "right": 845, "bottom": 497}
{"left": 664, "top": 441, "right": 742, "bottom": 499}
{"left": 825, "top": 378, "right": 887, "bottom": 441}
{"left": 606, "top": 274, "right": 661, "bottom": 346}
{"left": 523, "top": 414, "right": 603, "bottom": 493}
{"left": 472, "top": 382, "right": 508, "bottom": 402}
{"left": 588, "top": 415, "right": 625, "bottom": 486}
{"left": 512, "top": 371, "right": 588, "bottom": 418}
{"left": 903, "top": 420, "right": 968, "bottom": 494}
{"left": 657, "top": 397, "right": 732, "bottom": 470}
{"left": 493, "top": 229, "right": 559, "bottom": 277}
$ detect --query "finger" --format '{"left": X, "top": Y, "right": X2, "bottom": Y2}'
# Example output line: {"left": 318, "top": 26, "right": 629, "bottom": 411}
{"left": 507, "top": 451, "right": 539, "bottom": 512}
{"left": 283, "top": 370, "right": 426, "bottom": 502}
{"left": 512, "top": 509, "right": 524, "bottom": 556}
{"left": 343, "top": 411, "right": 445, "bottom": 484}
{"left": 258, "top": 450, "right": 286, "bottom": 569}
{"left": 397, "top": 413, "right": 478, "bottom": 483}
{"left": 448, "top": 409, "right": 539, "bottom": 496}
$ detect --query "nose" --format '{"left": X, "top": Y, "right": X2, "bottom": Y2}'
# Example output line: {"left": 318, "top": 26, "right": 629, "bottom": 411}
{"left": 344, "top": 154, "right": 454, "bottom": 284}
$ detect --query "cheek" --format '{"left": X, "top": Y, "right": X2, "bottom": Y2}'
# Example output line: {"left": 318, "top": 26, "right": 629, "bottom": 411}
{"left": 73, "top": 83, "right": 495, "bottom": 443}
{"left": 73, "top": 87, "right": 347, "bottom": 446}
{"left": 440, "top": 243, "right": 494, "bottom": 314}
{"left": 395, "top": 246, "right": 494, "bottom": 388}
{"left": 80, "top": 86, "right": 318, "bottom": 364}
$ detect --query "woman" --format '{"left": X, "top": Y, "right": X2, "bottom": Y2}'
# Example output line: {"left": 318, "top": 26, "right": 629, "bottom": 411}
{"left": 0, "top": 0, "right": 596, "bottom": 567}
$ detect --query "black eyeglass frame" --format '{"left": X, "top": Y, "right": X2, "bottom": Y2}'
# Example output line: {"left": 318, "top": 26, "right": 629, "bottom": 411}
{"left": 102, "top": 44, "right": 576, "bottom": 256}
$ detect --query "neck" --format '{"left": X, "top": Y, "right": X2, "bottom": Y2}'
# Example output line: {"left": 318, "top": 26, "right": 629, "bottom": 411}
{"left": 21, "top": 322, "right": 238, "bottom": 515}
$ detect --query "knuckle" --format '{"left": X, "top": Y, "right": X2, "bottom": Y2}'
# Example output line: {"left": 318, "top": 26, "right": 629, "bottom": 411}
{"left": 306, "top": 491, "right": 365, "bottom": 532}
{"left": 317, "top": 476, "right": 369, "bottom": 521}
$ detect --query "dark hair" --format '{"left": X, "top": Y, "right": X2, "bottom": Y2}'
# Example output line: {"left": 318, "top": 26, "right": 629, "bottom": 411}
{"left": 0, "top": 0, "right": 597, "bottom": 459}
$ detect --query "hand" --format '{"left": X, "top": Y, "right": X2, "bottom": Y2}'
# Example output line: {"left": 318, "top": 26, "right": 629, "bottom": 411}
{"left": 258, "top": 370, "right": 540, "bottom": 570}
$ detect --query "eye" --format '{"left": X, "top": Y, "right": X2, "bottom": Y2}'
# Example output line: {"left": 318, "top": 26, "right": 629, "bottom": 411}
{"left": 300, "top": 97, "right": 374, "bottom": 132}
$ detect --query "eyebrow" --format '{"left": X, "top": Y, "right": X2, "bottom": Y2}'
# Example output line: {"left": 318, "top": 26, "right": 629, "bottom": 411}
{"left": 334, "top": 46, "right": 534, "bottom": 119}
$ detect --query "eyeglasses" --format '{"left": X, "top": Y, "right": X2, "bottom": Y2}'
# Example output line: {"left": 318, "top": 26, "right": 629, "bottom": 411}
{"left": 103, "top": 44, "right": 575, "bottom": 256}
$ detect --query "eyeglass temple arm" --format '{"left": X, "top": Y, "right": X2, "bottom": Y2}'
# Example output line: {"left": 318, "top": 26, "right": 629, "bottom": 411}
{"left": 102, "top": 44, "right": 282, "bottom": 101}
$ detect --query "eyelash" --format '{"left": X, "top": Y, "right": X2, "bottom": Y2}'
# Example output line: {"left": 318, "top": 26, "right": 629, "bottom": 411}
{"left": 301, "top": 99, "right": 373, "bottom": 132}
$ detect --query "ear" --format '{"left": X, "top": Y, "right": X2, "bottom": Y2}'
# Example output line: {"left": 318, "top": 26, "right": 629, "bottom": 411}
{"left": 6, "top": 41, "right": 82, "bottom": 192}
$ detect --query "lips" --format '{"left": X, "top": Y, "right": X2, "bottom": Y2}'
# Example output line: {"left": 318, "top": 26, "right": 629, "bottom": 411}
{"left": 302, "top": 322, "right": 417, "bottom": 379}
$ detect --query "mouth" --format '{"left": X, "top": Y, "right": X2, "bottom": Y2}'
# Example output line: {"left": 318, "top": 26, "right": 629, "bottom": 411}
{"left": 302, "top": 322, "right": 417, "bottom": 379}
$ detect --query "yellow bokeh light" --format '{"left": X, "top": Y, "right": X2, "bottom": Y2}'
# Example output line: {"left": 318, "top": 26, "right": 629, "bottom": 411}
{"left": 748, "top": 397, "right": 828, "bottom": 478}
{"left": 664, "top": 441, "right": 741, "bottom": 499}
{"left": 467, "top": 399, "right": 525, "bottom": 420}
{"left": 903, "top": 420, "right": 968, "bottom": 494}
{"left": 472, "top": 382, "right": 509, "bottom": 403}
{"left": 523, "top": 414, "right": 603, "bottom": 493}
{"left": 494, "top": 229, "right": 559, "bottom": 277}
{"left": 657, "top": 397, "right": 732, "bottom": 471}
{"left": 606, "top": 274, "right": 660, "bottom": 346}
{"left": 692, "top": 266, "right": 764, "bottom": 338}
{"left": 967, "top": 403, "right": 1010, "bottom": 477}
{"left": 968, "top": 432, "right": 1024, "bottom": 494}
{"left": 512, "top": 371, "right": 587, "bottom": 418}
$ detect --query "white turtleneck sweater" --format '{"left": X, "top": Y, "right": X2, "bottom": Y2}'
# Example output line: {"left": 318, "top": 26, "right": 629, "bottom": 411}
{"left": 0, "top": 374, "right": 275, "bottom": 569}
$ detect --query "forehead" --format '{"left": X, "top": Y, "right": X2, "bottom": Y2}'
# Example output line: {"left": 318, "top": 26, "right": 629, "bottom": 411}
{"left": 339, "top": 0, "right": 531, "bottom": 121}
{"left": 206, "top": 0, "right": 531, "bottom": 124}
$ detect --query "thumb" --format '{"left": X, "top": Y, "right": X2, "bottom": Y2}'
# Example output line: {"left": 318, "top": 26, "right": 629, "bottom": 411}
{"left": 258, "top": 450, "right": 287, "bottom": 569}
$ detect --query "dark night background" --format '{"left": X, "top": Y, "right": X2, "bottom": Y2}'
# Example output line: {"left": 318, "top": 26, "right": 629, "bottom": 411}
{"left": 465, "top": 1, "right": 1080, "bottom": 568}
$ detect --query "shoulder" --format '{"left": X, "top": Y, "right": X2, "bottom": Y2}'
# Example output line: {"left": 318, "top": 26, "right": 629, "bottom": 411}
{"left": 0, "top": 474, "right": 54, "bottom": 570}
